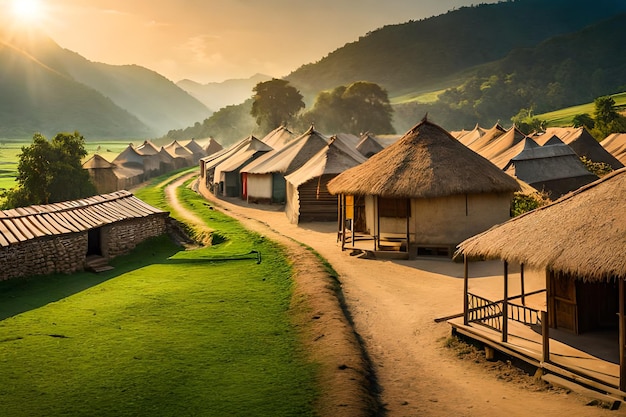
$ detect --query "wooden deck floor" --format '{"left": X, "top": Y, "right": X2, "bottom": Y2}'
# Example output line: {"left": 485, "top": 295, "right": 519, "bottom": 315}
{"left": 449, "top": 317, "right": 623, "bottom": 395}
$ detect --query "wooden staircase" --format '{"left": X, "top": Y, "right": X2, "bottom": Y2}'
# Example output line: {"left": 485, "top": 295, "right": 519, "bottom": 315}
{"left": 85, "top": 255, "right": 114, "bottom": 273}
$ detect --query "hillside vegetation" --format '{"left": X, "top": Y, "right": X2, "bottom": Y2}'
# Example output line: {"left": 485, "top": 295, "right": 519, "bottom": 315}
{"left": 169, "top": 0, "right": 626, "bottom": 141}
{"left": 0, "top": 29, "right": 209, "bottom": 139}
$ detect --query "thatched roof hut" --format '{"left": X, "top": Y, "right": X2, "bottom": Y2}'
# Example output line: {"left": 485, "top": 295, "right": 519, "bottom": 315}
{"left": 83, "top": 154, "right": 118, "bottom": 194}
{"left": 457, "top": 167, "right": 626, "bottom": 281}
{"left": 502, "top": 137, "right": 598, "bottom": 198}
{"left": 284, "top": 137, "right": 367, "bottom": 224}
{"left": 463, "top": 123, "right": 506, "bottom": 151}
{"left": 328, "top": 119, "right": 519, "bottom": 198}
{"left": 536, "top": 127, "right": 624, "bottom": 170}
{"left": 328, "top": 118, "right": 520, "bottom": 258}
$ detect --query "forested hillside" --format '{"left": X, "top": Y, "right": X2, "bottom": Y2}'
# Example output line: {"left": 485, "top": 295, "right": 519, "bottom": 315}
{"left": 0, "top": 29, "right": 209, "bottom": 139}
{"left": 286, "top": 0, "right": 626, "bottom": 100}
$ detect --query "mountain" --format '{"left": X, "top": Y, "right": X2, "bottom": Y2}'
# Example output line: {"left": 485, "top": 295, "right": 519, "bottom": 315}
{"left": 0, "top": 29, "right": 210, "bottom": 139}
{"left": 285, "top": 0, "right": 626, "bottom": 101}
{"left": 177, "top": 73, "right": 271, "bottom": 112}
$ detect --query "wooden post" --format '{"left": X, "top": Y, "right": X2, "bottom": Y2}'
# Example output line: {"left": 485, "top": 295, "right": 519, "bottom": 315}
{"left": 405, "top": 199, "right": 410, "bottom": 254}
{"left": 463, "top": 254, "right": 469, "bottom": 325}
{"left": 520, "top": 263, "right": 526, "bottom": 306}
{"left": 502, "top": 261, "right": 509, "bottom": 343}
{"left": 375, "top": 196, "right": 380, "bottom": 251}
{"left": 340, "top": 195, "right": 346, "bottom": 250}
{"left": 541, "top": 310, "right": 549, "bottom": 363}
{"left": 618, "top": 279, "right": 626, "bottom": 391}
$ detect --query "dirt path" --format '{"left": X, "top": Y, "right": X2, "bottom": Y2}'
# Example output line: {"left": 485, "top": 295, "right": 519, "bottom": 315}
{"left": 169, "top": 174, "right": 626, "bottom": 416}
{"left": 165, "top": 174, "right": 379, "bottom": 417}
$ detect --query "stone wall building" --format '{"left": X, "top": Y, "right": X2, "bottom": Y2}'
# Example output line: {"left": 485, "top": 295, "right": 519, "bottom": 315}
{"left": 0, "top": 191, "right": 169, "bottom": 281}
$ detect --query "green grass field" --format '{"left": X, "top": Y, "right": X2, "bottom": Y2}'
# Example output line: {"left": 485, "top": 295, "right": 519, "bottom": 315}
{"left": 536, "top": 92, "right": 626, "bottom": 126}
{"left": 0, "top": 173, "right": 317, "bottom": 416}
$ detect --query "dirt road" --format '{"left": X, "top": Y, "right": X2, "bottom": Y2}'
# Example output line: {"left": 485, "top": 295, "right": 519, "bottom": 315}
{"left": 170, "top": 175, "right": 625, "bottom": 417}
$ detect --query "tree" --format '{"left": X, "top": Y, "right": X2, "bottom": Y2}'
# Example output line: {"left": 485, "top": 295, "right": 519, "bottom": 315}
{"left": 2, "top": 132, "right": 96, "bottom": 208}
{"left": 250, "top": 79, "right": 304, "bottom": 134}
{"left": 591, "top": 95, "right": 626, "bottom": 139}
{"left": 511, "top": 107, "right": 546, "bottom": 135}
{"left": 572, "top": 113, "right": 595, "bottom": 129}
{"left": 300, "top": 81, "right": 395, "bottom": 135}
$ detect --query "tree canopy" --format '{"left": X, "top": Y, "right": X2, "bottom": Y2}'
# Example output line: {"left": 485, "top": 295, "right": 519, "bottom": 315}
{"left": 250, "top": 79, "right": 305, "bottom": 134}
{"left": 1, "top": 132, "right": 96, "bottom": 209}
{"left": 299, "top": 81, "right": 395, "bottom": 135}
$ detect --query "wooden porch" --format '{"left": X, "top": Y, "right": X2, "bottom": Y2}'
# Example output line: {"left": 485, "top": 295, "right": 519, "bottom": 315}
{"left": 449, "top": 280, "right": 626, "bottom": 407}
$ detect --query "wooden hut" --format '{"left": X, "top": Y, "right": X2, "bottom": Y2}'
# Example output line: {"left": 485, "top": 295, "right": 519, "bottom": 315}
{"left": 284, "top": 137, "right": 367, "bottom": 224}
{"left": 327, "top": 118, "right": 520, "bottom": 258}
{"left": 455, "top": 168, "right": 626, "bottom": 394}
{"left": 536, "top": 127, "right": 624, "bottom": 170}
{"left": 111, "top": 145, "right": 147, "bottom": 190}
{"left": 202, "top": 137, "right": 224, "bottom": 156}
{"left": 213, "top": 136, "right": 272, "bottom": 197}
{"left": 134, "top": 140, "right": 162, "bottom": 177}
{"left": 240, "top": 126, "right": 328, "bottom": 204}
{"left": 82, "top": 154, "right": 117, "bottom": 194}
{"left": 183, "top": 138, "right": 206, "bottom": 164}
{"left": 163, "top": 140, "right": 194, "bottom": 169}
{"left": 502, "top": 137, "right": 598, "bottom": 199}
{"left": 0, "top": 190, "right": 168, "bottom": 280}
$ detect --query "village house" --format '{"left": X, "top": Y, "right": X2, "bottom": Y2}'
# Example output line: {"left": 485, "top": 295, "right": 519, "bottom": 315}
{"left": 0, "top": 191, "right": 169, "bottom": 281}
{"left": 453, "top": 168, "right": 626, "bottom": 404}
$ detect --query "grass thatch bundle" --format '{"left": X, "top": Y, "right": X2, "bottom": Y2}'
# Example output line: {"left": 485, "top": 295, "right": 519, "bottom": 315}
{"left": 327, "top": 118, "right": 520, "bottom": 198}
{"left": 457, "top": 168, "right": 626, "bottom": 282}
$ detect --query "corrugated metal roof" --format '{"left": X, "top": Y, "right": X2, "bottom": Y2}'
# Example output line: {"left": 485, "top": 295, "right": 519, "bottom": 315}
{"left": 0, "top": 191, "right": 166, "bottom": 247}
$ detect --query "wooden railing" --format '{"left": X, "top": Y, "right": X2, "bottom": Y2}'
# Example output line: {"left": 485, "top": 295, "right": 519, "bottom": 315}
{"left": 508, "top": 301, "right": 541, "bottom": 326}
{"left": 467, "top": 292, "right": 503, "bottom": 331}
{"left": 467, "top": 292, "right": 543, "bottom": 332}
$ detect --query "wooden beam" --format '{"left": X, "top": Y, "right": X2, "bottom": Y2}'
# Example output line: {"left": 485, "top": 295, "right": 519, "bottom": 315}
{"left": 464, "top": 254, "right": 469, "bottom": 325}
{"left": 405, "top": 199, "right": 410, "bottom": 254}
{"left": 502, "top": 260, "right": 509, "bottom": 343}
{"left": 541, "top": 310, "right": 549, "bottom": 363}
{"left": 519, "top": 262, "right": 526, "bottom": 306}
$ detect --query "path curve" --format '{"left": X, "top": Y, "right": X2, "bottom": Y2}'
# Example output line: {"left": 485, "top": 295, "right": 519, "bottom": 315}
{"left": 164, "top": 173, "right": 380, "bottom": 417}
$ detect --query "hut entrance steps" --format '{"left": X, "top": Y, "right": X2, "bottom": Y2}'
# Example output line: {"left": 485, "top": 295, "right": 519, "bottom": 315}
{"left": 85, "top": 255, "right": 114, "bottom": 273}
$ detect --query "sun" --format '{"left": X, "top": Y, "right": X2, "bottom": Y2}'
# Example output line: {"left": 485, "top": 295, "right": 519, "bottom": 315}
{"left": 10, "top": 0, "right": 44, "bottom": 23}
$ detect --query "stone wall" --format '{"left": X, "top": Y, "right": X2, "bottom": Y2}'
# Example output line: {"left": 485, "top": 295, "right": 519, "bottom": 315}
{"left": 0, "top": 213, "right": 169, "bottom": 281}
{"left": 0, "top": 233, "right": 87, "bottom": 281}
{"left": 103, "top": 214, "right": 168, "bottom": 258}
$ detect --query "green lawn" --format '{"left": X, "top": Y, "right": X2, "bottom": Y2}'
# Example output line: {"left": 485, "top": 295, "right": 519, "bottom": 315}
{"left": 537, "top": 92, "right": 626, "bottom": 127}
{"left": 0, "top": 174, "right": 317, "bottom": 416}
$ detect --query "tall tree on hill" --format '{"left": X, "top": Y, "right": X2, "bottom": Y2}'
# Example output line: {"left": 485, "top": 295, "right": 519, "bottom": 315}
{"left": 250, "top": 79, "right": 304, "bottom": 134}
{"left": 300, "top": 81, "right": 395, "bottom": 135}
{"left": 1, "top": 132, "right": 96, "bottom": 209}
{"left": 592, "top": 95, "right": 626, "bottom": 139}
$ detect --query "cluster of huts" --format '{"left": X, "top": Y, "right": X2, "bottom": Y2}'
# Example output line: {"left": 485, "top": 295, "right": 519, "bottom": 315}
{"left": 83, "top": 138, "right": 223, "bottom": 194}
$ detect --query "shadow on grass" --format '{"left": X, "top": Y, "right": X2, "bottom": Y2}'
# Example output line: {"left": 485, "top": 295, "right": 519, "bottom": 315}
{"left": 0, "top": 236, "right": 181, "bottom": 321}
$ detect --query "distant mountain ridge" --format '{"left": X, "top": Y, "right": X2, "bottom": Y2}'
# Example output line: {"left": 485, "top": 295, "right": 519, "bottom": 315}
{"left": 177, "top": 73, "right": 271, "bottom": 112}
{"left": 285, "top": 0, "right": 626, "bottom": 100}
{"left": 0, "top": 29, "right": 210, "bottom": 139}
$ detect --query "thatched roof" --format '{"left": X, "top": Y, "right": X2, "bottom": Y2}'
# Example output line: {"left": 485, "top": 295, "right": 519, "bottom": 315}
{"left": 327, "top": 119, "right": 520, "bottom": 198}
{"left": 203, "top": 137, "right": 223, "bottom": 156}
{"left": 536, "top": 128, "right": 624, "bottom": 169}
{"left": 241, "top": 126, "right": 327, "bottom": 175}
{"left": 83, "top": 154, "right": 113, "bottom": 169}
{"left": 163, "top": 140, "right": 194, "bottom": 159}
{"left": 479, "top": 126, "right": 527, "bottom": 162}
{"left": 286, "top": 136, "right": 367, "bottom": 187}
{"left": 457, "top": 168, "right": 626, "bottom": 282}
{"left": 602, "top": 133, "right": 626, "bottom": 165}
{"left": 183, "top": 138, "right": 205, "bottom": 155}
{"left": 356, "top": 133, "right": 384, "bottom": 157}
{"left": 135, "top": 140, "right": 160, "bottom": 156}
{"left": 465, "top": 123, "right": 506, "bottom": 151}
{"left": 260, "top": 125, "right": 296, "bottom": 149}
{"left": 113, "top": 144, "right": 144, "bottom": 167}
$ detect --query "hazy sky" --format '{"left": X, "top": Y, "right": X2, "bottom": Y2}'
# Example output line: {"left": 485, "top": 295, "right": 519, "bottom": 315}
{"left": 4, "top": 0, "right": 496, "bottom": 84}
